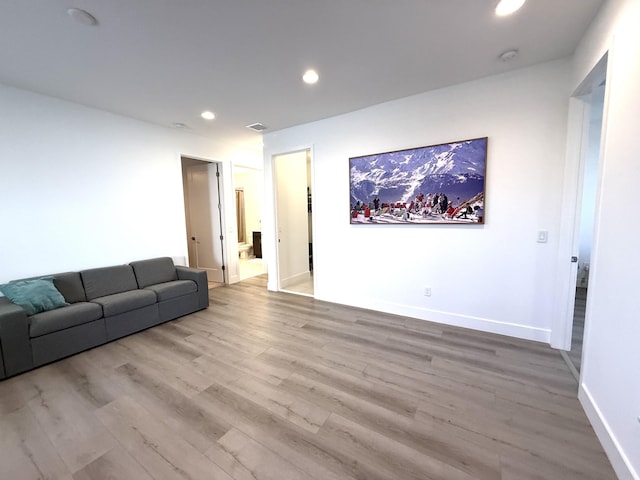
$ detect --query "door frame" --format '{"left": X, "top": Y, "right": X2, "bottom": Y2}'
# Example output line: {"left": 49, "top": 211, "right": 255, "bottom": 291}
{"left": 551, "top": 54, "right": 609, "bottom": 352}
{"left": 271, "top": 147, "right": 315, "bottom": 295}
{"left": 232, "top": 163, "right": 267, "bottom": 281}
{"left": 180, "top": 154, "right": 231, "bottom": 284}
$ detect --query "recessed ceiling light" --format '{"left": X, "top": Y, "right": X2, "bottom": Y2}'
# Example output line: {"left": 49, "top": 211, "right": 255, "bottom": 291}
{"left": 201, "top": 111, "right": 215, "bottom": 120}
{"left": 302, "top": 69, "right": 319, "bottom": 85}
{"left": 67, "top": 8, "right": 98, "bottom": 26}
{"left": 495, "top": 0, "right": 526, "bottom": 16}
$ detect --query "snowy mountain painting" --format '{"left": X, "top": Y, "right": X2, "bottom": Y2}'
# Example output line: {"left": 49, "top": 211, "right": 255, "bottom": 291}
{"left": 349, "top": 137, "right": 487, "bottom": 224}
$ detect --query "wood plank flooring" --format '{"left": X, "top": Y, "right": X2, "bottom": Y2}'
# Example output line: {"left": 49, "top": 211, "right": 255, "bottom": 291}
{"left": 0, "top": 275, "right": 616, "bottom": 479}
{"left": 568, "top": 287, "right": 586, "bottom": 372}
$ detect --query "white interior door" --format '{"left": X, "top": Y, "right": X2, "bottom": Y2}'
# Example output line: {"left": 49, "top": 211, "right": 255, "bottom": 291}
{"left": 274, "top": 151, "right": 310, "bottom": 289}
{"left": 184, "top": 162, "right": 224, "bottom": 282}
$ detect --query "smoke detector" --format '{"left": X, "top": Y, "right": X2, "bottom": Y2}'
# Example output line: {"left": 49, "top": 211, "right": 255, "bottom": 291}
{"left": 67, "top": 8, "right": 98, "bottom": 26}
{"left": 498, "top": 49, "right": 519, "bottom": 62}
{"left": 246, "top": 123, "right": 268, "bottom": 132}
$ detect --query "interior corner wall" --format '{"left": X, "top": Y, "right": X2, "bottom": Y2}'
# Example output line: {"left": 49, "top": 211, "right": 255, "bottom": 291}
{"left": 0, "top": 83, "right": 257, "bottom": 282}
{"left": 569, "top": 0, "right": 640, "bottom": 477}
{"left": 263, "top": 58, "right": 571, "bottom": 343}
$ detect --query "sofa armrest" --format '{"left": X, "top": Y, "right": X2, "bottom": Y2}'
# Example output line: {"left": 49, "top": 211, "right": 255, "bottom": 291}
{"left": 0, "top": 298, "right": 33, "bottom": 376}
{"left": 176, "top": 266, "right": 209, "bottom": 309}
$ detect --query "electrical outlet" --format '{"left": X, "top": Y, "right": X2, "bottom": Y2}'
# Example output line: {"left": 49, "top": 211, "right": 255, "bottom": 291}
{"left": 424, "top": 287, "right": 431, "bottom": 297}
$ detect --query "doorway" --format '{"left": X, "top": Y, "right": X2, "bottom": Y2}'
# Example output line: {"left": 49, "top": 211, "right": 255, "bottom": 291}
{"left": 181, "top": 157, "right": 226, "bottom": 285}
{"left": 561, "top": 55, "right": 607, "bottom": 378}
{"left": 273, "top": 149, "right": 314, "bottom": 296}
{"left": 233, "top": 165, "right": 265, "bottom": 281}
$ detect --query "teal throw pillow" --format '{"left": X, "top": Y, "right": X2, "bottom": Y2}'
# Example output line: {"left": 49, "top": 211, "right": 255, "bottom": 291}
{"left": 0, "top": 278, "right": 69, "bottom": 316}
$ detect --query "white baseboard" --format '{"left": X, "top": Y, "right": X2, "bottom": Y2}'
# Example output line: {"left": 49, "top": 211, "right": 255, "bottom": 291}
{"left": 318, "top": 295, "right": 551, "bottom": 344}
{"left": 579, "top": 385, "right": 639, "bottom": 480}
{"left": 280, "top": 271, "right": 311, "bottom": 289}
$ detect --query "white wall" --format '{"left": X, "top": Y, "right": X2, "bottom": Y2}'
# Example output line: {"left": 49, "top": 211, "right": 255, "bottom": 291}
{"left": 0, "top": 83, "right": 261, "bottom": 283}
{"left": 264, "top": 59, "right": 570, "bottom": 343}
{"left": 569, "top": 0, "right": 640, "bottom": 477}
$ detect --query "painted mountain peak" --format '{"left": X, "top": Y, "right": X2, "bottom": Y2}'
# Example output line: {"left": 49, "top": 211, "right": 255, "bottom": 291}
{"left": 349, "top": 137, "right": 487, "bottom": 224}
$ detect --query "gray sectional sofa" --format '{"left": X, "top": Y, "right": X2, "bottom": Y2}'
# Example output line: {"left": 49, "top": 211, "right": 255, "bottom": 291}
{"left": 0, "top": 257, "right": 208, "bottom": 379}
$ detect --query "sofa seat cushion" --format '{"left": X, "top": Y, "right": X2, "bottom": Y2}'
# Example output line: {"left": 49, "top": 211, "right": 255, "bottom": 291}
{"left": 92, "top": 289, "right": 157, "bottom": 317}
{"left": 30, "top": 302, "right": 103, "bottom": 338}
{"left": 145, "top": 280, "right": 197, "bottom": 301}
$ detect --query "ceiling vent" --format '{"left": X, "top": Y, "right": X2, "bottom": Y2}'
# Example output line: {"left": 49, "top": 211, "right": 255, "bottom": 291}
{"left": 246, "top": 122, "right": 268, "bottom": 132}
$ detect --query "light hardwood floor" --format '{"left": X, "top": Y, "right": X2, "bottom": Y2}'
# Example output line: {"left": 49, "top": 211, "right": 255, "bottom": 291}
{"left": 0, "top": 275, "right": 615, "bottom": 479}
{"left": 281, "top": 274, "right": 314, "bottom": 296}
{"left": 239, "top": 257, "right": 265, "bottom": 281}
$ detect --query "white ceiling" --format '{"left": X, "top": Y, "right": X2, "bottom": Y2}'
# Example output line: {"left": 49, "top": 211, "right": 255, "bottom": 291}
{"left": 0, "top": 0, "right": 604, "bottom": 144}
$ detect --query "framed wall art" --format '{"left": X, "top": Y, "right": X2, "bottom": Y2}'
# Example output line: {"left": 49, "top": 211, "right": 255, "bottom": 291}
{"left": 349, "top": 137, "right": 487, "bottom": 224}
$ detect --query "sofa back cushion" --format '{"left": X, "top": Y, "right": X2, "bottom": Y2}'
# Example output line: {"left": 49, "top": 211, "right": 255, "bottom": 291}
{"left": 53, "top": 272, "right": 86, "bottom": 303}
{"left": 81, "top": 265, "right": 139, "bottom": 300}
{"left": 130, "top": 257, "right": 178, "bottom": 288}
